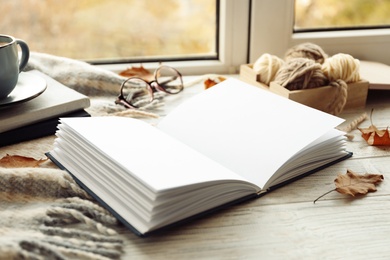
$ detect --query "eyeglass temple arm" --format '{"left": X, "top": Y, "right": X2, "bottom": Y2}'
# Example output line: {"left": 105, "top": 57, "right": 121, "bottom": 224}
{"left": 115, "top": 97, "right": 137, "bottom": 109}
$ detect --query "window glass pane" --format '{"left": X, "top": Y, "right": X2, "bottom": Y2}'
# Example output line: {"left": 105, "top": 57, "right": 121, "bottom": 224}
{"left": 1, "top": 0, "right": 217, "bottom": 63}
{"left": 295, "top": 0, "right": 390, "bottom": 31}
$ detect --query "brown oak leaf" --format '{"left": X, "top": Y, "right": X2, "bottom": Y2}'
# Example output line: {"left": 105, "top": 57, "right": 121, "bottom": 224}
{"left": 0, "top": 154, "right": 47, "bottom": 168}
{"left": 119, "top": 65, "right": 154, "bottom": 82}
{"left": 314, "top": 169, "right": 384, "bottom": 203}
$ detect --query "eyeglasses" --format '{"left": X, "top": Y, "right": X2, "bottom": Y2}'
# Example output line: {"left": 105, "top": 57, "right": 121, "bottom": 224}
{"left": 115, "top": 65, "right": 184, "bottom": 109}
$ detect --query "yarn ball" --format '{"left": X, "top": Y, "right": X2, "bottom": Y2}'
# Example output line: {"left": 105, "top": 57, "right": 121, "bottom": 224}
{"left": 274, "top": 58, "right": 328, "bottom": 90}
{"left": 285, "top": 42, "right": 328, "bottom": 64}
{"left": 322, "top": 53, "right": 360, "bottom": 83}
{"left": 327, "top": 79, "right": 348, "bottom": 115}
{"left": 252, "top": 53, "right": 284, "bottom": 85}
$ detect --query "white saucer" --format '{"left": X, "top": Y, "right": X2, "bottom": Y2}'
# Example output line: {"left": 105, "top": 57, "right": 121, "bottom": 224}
{"left": 0, "top": 72, "right": 47, "bottom": 107}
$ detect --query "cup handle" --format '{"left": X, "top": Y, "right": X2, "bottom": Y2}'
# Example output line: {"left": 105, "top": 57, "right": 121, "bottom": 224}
{"left": 16, "top": 39, "right": 30, "bottom": 72}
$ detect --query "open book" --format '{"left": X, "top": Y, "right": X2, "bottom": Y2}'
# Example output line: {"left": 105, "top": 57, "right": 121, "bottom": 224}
{"left": 47, "top": 78, "right": 351, "bottom": 236}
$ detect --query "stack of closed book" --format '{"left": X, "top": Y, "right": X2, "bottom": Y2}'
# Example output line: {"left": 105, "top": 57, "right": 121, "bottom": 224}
{"left": 0, "top": 70, "right": 90, "bottom": 146}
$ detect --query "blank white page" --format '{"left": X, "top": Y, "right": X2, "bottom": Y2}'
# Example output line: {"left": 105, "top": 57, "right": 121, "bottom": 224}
{"left": 158, "top": 78, "right": 344, "bottom": 188}
{"left": 59, "top": 117, "right": 254, "bottom": 192}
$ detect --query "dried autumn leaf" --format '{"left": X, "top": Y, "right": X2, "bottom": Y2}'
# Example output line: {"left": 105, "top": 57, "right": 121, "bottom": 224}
{"left": 335, "top": 169, "right": 384, "bottom": 196}
{"left": 358, "top": 109, "right": 390, "bottom": 146}
{"left": 204, "top": 76, "right": 226, "bottom": 89}
{"left": 314, "top": 169, "right": 384, "bottom": 203}
{"left": 119, "top": 65, "right": 154, "bottom": 82}
{"left": 359, "top": 125, "right": 390, "bottom": 146}
{"left": 0, "top": 154, "right": 47, "bottom": 168}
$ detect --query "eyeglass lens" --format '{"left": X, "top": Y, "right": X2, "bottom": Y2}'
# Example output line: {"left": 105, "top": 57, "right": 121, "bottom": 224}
{"left": 155, "top": 66, "right": 183, "bottom": 94}
{"left": 121, "top": 78, "right": 153, "bottom": 108}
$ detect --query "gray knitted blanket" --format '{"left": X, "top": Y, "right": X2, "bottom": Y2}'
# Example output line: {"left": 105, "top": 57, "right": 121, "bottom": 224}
{"left": 0, "top": 166, "right": 123, "bottom": 259}
{"left": 25, "top": 52, "right": 167, "bottom": 114}
{"left": 0, "top": 52, "right": 163, "bottom": 259}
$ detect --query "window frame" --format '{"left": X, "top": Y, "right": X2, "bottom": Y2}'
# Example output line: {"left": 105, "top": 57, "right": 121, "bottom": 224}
{"left": 98, "top": 0, "right": 250, "bottom": 75}
{"left": 249, "top": 0, "right": 390, "bottom": 65}
{"left": 100, "top": 0, "right": 390, "bottom": 75}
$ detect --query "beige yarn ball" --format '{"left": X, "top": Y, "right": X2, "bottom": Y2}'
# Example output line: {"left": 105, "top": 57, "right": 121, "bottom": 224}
{"left": 322, "top": 53, "right": 360, "bottom": 83}
{"left": 285, "top": 42, "right": 328, "bottom": 64}
{"left": 253, "top": 53, "right": 284, "bottom": 85}
{"left": 274, "top": 58, "right": 328, "bottom": 90}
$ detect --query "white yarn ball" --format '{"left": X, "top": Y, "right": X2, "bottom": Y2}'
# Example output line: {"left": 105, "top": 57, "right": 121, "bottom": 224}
{"left": 253, "top": 53, "right": 284, "bottom": 85}
{"left": 322, "top": 53, "right": 361, "bottom": 83}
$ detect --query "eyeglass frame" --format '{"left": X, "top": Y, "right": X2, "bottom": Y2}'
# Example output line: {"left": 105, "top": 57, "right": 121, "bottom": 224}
{"left": 115, "top": 65, "right": 184, "bottom": 109}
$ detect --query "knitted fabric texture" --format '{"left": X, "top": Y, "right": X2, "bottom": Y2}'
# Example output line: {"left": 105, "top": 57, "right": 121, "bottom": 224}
{"left": 0, "top": 52, "right": 169, "bottom": 259}
{"left": 25, "top": 52, "right": 164, "bottom": 114}
{"left": 0, "top": 167, "right": 123, "bottom": 259}
{"left": 25, "top": 52, "right": 124, "bottom": 96}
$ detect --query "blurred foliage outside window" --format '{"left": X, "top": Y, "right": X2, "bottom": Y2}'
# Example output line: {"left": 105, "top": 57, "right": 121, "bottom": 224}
{"left": 295, "top": 0, "right": 390, "bottom": 31}
{"left": 0, "top": 0, "right": 217, "bottom": 63}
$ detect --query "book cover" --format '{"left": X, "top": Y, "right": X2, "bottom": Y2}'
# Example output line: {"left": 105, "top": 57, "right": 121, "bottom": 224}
{"left": 0, "top": 70, "right": 90, "bottom": 134}
{"left": 0, "top": 110, "right": 90, "bottom": 147}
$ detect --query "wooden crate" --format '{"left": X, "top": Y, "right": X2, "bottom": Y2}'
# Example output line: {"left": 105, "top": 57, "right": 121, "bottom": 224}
{"left": 269, "top": 81, "right": 368, "bottom": 112}
{"left": 239, "top": 64, "right": 269, "bottom": 90}
{"left": 240, "top": 64, "right": 369, "bottom": 112}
